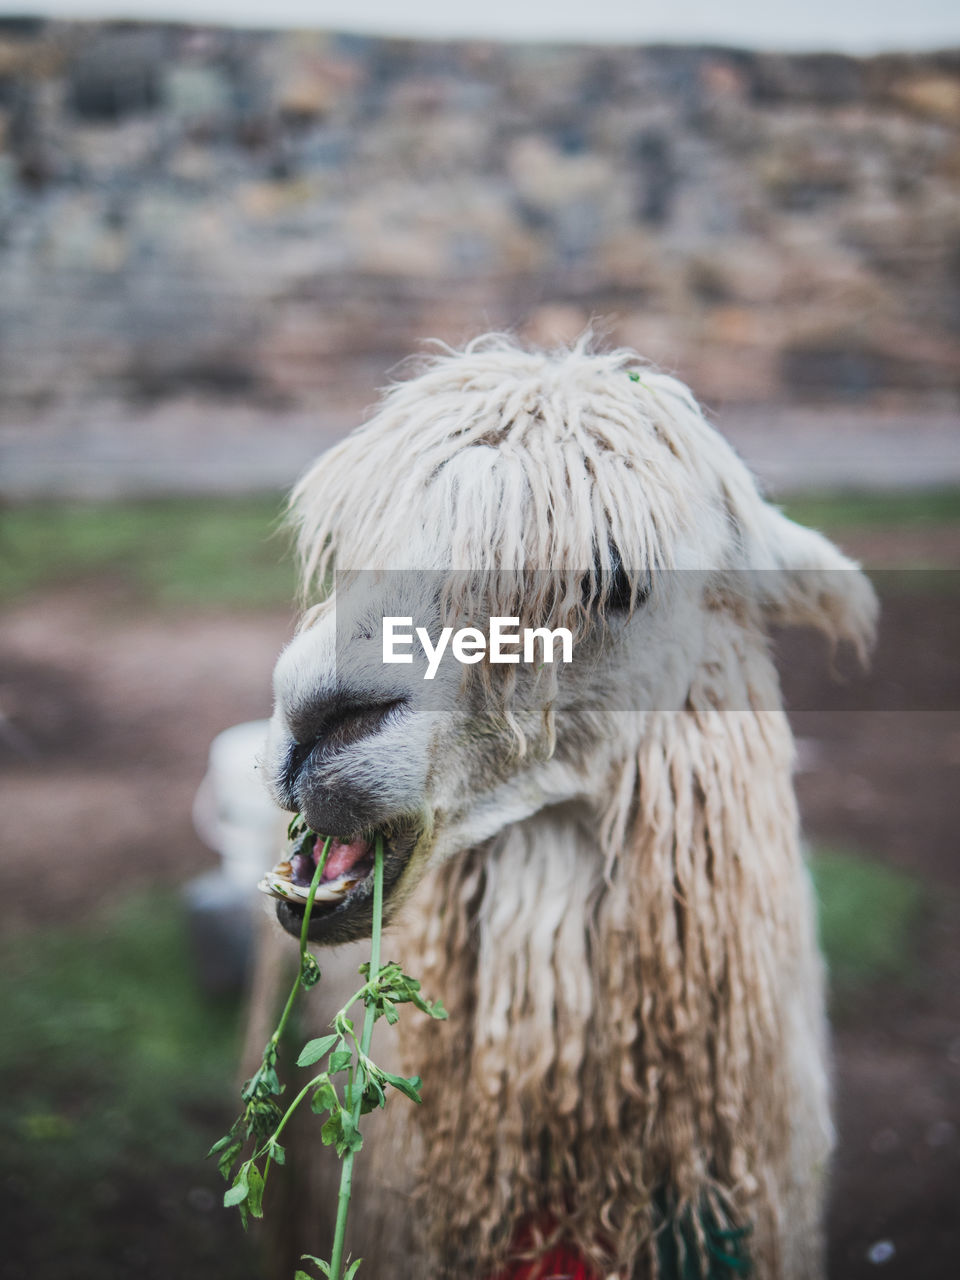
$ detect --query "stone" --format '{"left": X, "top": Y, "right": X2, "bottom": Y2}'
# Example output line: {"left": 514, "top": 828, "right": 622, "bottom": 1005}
{"left": 889, "top": 73, "right": 960, "bottom": 124}
{"left": 163, "top": 64, "right": 232, "bottom": 123}
{"left": 0, "top": 21, "right": 956, "bottom": 419}
{"left": 68, "top": 29, "right": 165, "bottom": 120}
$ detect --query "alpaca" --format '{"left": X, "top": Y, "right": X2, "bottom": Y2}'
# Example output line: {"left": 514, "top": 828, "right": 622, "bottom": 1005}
{"left": 252, "top": 337, "right": 877, "bottom": 1280}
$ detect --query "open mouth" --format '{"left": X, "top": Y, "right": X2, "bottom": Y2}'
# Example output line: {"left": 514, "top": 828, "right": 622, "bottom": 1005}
{"left": 258, "top": 818, "right": 421, "bottom": 943}
{"left": 260, "top": 833, "right": 376, "bottom": 904}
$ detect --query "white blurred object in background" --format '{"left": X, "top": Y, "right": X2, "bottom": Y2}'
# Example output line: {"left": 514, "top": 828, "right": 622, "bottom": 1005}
{"left": 192, "top": 719, "right": 280, "bottom": 891}
{"left": 186, "top": 719, "right": 282, "bottom": 992}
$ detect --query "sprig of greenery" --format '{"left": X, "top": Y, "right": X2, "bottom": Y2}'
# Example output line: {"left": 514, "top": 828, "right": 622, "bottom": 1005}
{"left": 208, "top": 821, "right": 446, "bottom": 1280}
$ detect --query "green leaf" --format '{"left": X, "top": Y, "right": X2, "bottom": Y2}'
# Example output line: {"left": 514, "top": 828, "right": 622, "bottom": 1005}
{"left": 429, "top": 999, "right": 447, "bottom": 1021}
{"left": 297, "top": 1033, "right": 338, "bottom": 1067}
{"left": 260, "top": 1064, "right": 281, "bottom": 1094}
{"left": 241, "top": 1046, "right": 279, "bottom": 1101}
{"left": 329, "top": 1048, "right": 353, "bottom": 1074}
{"left": 266, "top": 1137, "right": 285, "bottom": 1165}
{"left": 344, "top": 1260, "right": 364, "bottom": 1279}
{"left": 310, "top": 1078, "right": 338, "bottom": 1116}
{"left": 214, "top": 1138, "right": 243, "bottom": 1181}
{"left": 224, "top": 1168, "right": 250, "bottom": 1208}
{"left": 382, "top": 1072, "right": 423, "bottom": 1104}
{"left": 300, "top": 954, "right": 322, "bottom": 988}
{"left": 207, "top": 1132, "right": 235, "bottom": 1157}
{"left": 360, "top": 1075, "right": 385, "bottom": 1113}
{"left": 320, "top": 1112, "right": 342, "bottom": 1148}
{"left": 245, "top": 1163, "right": 265, "bottom": 1219}
{"left": 248, "top": 1097, "right": 283, "bottom": 1141}
{"left": 300, "top": 1255, "right": 330, "bottom": 1275}
{"left": 321, "top": 1106, "right": 363, "bottom": 1157}
{"left": 338, "top": 1110, "right": 363, "bottom": 1156}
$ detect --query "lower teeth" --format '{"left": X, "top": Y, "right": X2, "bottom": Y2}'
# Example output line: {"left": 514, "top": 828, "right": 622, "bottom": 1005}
{"left": 257, "top": 865, "right": 360, "bottom": 904}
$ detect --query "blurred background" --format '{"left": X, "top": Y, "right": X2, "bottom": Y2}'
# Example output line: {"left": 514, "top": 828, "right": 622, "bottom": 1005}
{"left": 0, "top": 3, "right": 957, "bottom": 1278}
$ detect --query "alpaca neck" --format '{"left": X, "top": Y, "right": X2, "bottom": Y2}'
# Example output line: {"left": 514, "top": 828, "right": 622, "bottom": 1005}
{"left": 396, "top": 707, "right": 824, "bottom": 1277}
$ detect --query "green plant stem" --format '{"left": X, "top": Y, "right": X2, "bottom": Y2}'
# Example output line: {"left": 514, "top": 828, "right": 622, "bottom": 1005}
{"left": 327, "top": 835, "right": 385, "bottom": 1280}
{"left": 264, "top": 1081, "right": 315, "bottom": 1150}
{"left": 260, "top": 835, "right": 331, "bottom": 1189}
{"left": 272, "top": 836, "right": 332, "bottom": 1047}
{"left": 300, "top": 836, "right": 334, "bottom": 962}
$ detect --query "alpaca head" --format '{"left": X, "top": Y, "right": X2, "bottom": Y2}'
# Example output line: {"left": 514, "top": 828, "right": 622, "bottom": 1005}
{"left": 263, "top": 338, "right": 877, "bottom": 943}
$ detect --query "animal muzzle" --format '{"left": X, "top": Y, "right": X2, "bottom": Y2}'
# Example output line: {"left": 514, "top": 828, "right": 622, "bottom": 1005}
{"left": 276, "top": 694, "right": 408, "bottom": 837}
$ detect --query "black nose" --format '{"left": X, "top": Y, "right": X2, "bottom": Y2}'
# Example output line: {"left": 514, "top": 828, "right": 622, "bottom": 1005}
{"left": 282, "top": 696, "right": 405, "bottom": 793}
{"left": 277, "top": 695, "right": 407, "bottom": 835}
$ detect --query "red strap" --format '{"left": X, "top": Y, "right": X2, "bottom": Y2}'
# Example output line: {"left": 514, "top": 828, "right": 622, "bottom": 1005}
{"left": 492, "top": 1242, "right": 600, "bottom": 1280}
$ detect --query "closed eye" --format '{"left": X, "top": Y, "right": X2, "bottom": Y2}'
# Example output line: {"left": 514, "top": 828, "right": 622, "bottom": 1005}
{"left": 607, "top": 557, "right": 634, "bottom": 611}
{"left": 583, "top": 546, "right": 651, "bottom": 614}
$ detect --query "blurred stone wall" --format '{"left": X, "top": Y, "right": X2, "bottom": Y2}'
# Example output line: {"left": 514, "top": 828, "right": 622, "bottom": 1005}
{"left": 0, "top": 17, "right": 958, "bottom": 419}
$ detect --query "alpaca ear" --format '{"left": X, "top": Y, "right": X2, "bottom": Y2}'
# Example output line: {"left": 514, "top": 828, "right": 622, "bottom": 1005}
{"left": 728, "top": 494, "right": 879, "bottom": 663}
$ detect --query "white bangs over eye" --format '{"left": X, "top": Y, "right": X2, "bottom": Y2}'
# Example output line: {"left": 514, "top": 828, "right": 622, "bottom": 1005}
{"left": 288, "top": 333, "right": 745, "bottom": 626}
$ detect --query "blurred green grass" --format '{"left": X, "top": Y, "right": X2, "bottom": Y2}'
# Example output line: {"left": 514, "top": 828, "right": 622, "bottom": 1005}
{"left": 809, "top": 846, "right": 926, "bottom": 999}
{"left": 0, "top": 495, "right": 295, "bottom": 609}
{"left": 0, "top": 894, "right": 260, "bottom": 1280}
{"left": 781, "top": 487, "right": 960, "bottom": 532}
{"left": 1, "top": 488, "right": 958, "bottom": 609}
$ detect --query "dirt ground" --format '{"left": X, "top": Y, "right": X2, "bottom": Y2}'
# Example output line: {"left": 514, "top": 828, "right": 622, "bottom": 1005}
{"left": 1, "top": 559, "right": 958, "bottom": 1278}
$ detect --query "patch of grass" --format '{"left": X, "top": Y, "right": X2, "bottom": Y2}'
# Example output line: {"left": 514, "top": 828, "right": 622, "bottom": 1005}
{"left": 0, "top": 496, "right": 296, "bottom": 609}
{"left": 809, "top": 846, "right": 926, "bottom": 995}
{"left": 0, "top": 893, "right": 260, "bottom": 1280}
{"left": 781, "top": 488, "right": 960, "bottom": 533}
{"left": 4, "top": 489, "right": 958, "bottom": 610}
